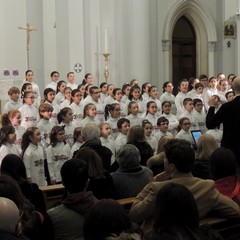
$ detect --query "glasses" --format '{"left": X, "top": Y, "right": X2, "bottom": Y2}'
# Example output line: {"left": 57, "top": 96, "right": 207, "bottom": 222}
{"left": 183, "top": 122, "right": 191, "bottom": 126}
{"left": 74, "top": 94, "right": 82, "bottom": 97}
{"left": 15, "top": 210, "right": 24, "bottom": 235}
{"left": 160, "top": 122, "right": 169, "bottom": 125}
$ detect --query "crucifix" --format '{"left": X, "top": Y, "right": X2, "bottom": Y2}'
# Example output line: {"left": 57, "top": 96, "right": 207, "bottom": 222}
{"left": 18, "top": 23, "right": 37, "bottom": 69}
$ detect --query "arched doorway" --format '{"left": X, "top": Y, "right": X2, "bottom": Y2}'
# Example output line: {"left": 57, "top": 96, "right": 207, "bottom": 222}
{"left": 172, "top": 16, "right": 196, "bottom": 94}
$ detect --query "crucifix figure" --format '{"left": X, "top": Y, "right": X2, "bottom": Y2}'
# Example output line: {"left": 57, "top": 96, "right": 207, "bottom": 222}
{"left": 18, "top": 23, "right": 37, "bottom": 69}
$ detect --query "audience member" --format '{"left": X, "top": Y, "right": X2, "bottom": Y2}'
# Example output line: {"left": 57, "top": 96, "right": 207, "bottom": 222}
{"left": 43, "top": 159, "right": 98, "bottom": 240}
{"left": 84, "top": 199, "right": 142, "bottom": 240}
{"left": 191, "top": 134, "right": 219, "bottom": 179}
{"left": 74, "top": 147, "right": 113, "bottom": 199}
{"left": 210, "top": 148, "right": 240, "bottom": 205}
{"left": 1, "top": 154, "right": 46, "bottom": 214}
{"left": 80, "top": 123, "right": 112, "bottom": 172}
{"left": 111, "top": 144, "right": 152, "bottom": 199}
{"left": 0, "top": 197, "right": 29, "bottom": 240}
{"left": 129, "top": 139, "right": 240, "bottom": 233}
{"left": 127, "top": 125, "right": 153, "bottom": 166}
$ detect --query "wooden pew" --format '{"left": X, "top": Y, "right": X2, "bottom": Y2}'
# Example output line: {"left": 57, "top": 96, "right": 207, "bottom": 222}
{"left": 40, "top": 184, "right": 65, "bottom": 210}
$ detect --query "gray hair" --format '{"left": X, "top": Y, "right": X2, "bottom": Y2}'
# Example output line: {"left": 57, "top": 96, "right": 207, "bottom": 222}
{"left": 233, "top": 76, "right": 240, "bottom": 94}
{"left": 81, "top": 123, "right": 100, "bottom": 142}
{"left": 117, "top": 144, "right": 141, "bottom": 170}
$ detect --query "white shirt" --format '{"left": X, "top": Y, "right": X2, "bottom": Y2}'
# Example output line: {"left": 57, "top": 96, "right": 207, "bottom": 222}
{"left": 24, "top": 81, "right": 41, "bottom": 107}
{"left": 79, "top": 116, "right": 100, "bottom": 128}
{"left": 45, "top": 81, "right": 58, "bottom": 91}
{"left": 114, "top": 100, "right": 128, "bottom": 118}
{"left": 19, "top": 104, "right": 38, "bottom": 130}
{"left": 180, "top": 110, "right": 199, "bottom": 131}
{"left": 54, "top": 92, "right": 65, "bottom": 106}
{"left": 107, "top": 117, "right": 119, "bottom": 139}
{"left": 126, "top": 114, "right": 143, "bottom": 126}
{"left": 67, "top": 82, "right": 78, "bottom": 90}
{"left": 60, "top": 99, "right": 71, "bottom": 109}
{"left": 160, "top": 113, "right": 179, "bottom": 136}
{"left": 175, "top": 92, "right": 188, "bottom": 119}
{"left": 104, "top": 95, "right": 115, "bottom": 107}
{"left": 206, "top": 129, "right": 223, "bottom": 147}
{"left": 82, "top": 97, "right": 105, "bottom": 122}
{"left": 160, "top": 92, "right": 176, "bottom": 115}
{"left": 70, "top": 102, "right": 84, "bottom": 128}
{"left": 3, "top": 99, "right": 21, "bottom": 113}
{"left": 100, "top": 136, "right": 116, "bottom": 165}
{"left": 36, "top": 118, "right": 55, "bottom": 151}
{"left": 192, "top": 109, "right": 207, "bottom": 134}
{"left": 154, "top": 131, "right": 173, "bottom": 144}
{"left": 114, "top": 132, "right": 127, "bottom": 153}
{"left": 0, "top": 143, "right": 20, "bottom": 164}
{"left": 145, "top": 135, "right": 158, "bottom": 154}
{"left": 45, "top": 100, "right": 61, "bottom": 126}
{"left": 144, "top": 114, "right": 159, "bottom": 135}
{"left": 47, "top": 142, "right": 71, "bottom": 182}
{"left": 14, "top": 125, "right": 25, "bottom": 154}
{"left": 126, "top": 99, "right": 145, "bottom": 117}
{"left": 175, "top": 129, "right": 193, "bottom": 144}
{"left": 70, "top": 142, "right": 83, "bottom": 157}
{"left": 147, "top": 97, "right": 162, "bottom": 117}
{"left": 60, "top": 122, "right": 74, "bottom": 147}
{"left": 100, "top": 92, "right": 108, "bottom": 104}
{"left": 23, "top": 143, "right": 46, "bottom": 187}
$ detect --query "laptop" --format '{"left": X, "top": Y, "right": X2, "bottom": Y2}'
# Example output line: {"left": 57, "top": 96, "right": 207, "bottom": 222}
{"left": 191, "top": 130, "right": 202, "bottom": 145}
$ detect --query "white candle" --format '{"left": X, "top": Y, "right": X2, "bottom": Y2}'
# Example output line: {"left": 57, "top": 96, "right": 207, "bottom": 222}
{"left": 105, "top": 28, "right": 108, "bottom": 53}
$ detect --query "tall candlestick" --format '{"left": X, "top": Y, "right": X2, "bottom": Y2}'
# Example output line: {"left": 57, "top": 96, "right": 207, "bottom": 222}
{"left": 105, "top": 28, "right": 108, "bottom": 53}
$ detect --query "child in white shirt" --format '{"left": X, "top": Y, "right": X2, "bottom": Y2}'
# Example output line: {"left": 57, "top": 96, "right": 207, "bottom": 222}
{"left": 114, "top": 118, "right": 130, "bottom": 153}
{"left": 79, "top": 103, "right": 100, "bottom": 128}
{"left": 100, "top": 82, "right": 108, "bottom": 104}
{"left": 160, "top": 82, "right": 176, "bottom": 115}
{"left": 142, "top": 120, "right": 158, "bottom": 154}
{"left": 121, "top": 83, "right": 131, "bottom": 103}
{"left": 60, "top": 87, "right": 72, "bottom": 109}
{"left": 175, "top": 117, "right": 194, "bottom": 144}
{"left": 3, "top": 87, "right": 21, "bottom": 114}
{"left": 105, "top": 103, "right": 121, "bottom": 139}
{"left": 113, "top": 88, "right": 128, "bottom": 118}
{"left": 57, "top": 107, "right": 74, "bottom": 147}
{"left": 70, "top": 89, "right": 84, "bottom": 128}
{"left": 147, "top": 86, "right": 162, "bottom": 117}
{"left": 126, "top": 101, "right": 143, "bottom": 126}
{"left": 54, "top": 81, "right": 67, "bottom": 106}
{"left": 22, "top": 127, "right": 47, "bottom": 187}
{"left": 1, "top": 110, "right": 25, "bottom": 153}
{"left": 0, "top": 125, "right": 20, "bottom": 164}
{"left": 19, "top": 91, "right": 38, "bottom": 130}
{"left": 70, "top": 127, "right": 84, "bottom": 157}
{"left": 180, "top": 98, "right": 199, "bottom": 131}
{"left": 144, "top": 101, "right": 159, "bottom": 135}
{"left": 47, "top": 126, "right": 71, "bottom": 184}
{"left": 192, "top": 99, "right": 207, "bottom": 134}
{"left": 154, "top": 117, "right": 173, "bottom": 143}
{"left": 99, "top": 122, "right": 116, "bottom": 165}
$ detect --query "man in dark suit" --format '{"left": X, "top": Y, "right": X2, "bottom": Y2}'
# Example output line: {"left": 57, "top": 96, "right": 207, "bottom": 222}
{"left": 206, "top": 77, "right": 240, "bottom": 165}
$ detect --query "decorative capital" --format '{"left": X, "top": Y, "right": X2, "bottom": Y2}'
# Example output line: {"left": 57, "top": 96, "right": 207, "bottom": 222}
{"left": 208, "top": 41, "right": 216, "bottom": 52}
{"left": 162, "top": 40, "right": 171, "bottom": 51}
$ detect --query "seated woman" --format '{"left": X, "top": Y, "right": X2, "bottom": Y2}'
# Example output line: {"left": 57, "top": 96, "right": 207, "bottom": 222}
{"left": 210, "top": 147, "right": 240, "bottom": 205}
{"left": 0, "top": 154, "right": 46, "bottom": 214}
{"left": 127, "top": 125, "right": 153, "bottom": 166}
{"left": 191, "top": 134, "right": 219, "bottom": 179}
{"left": 147, "top": 135, "right": 173, "bottom": 176}
{"left": 111, "top": 144, "right": 152, "bottom": 199}
{"left": 74, "top": 147, "right": 113, "bottom": 199}
{"left": 0, "top": 175, "right": 43, "bottom": 240}
{"left": 84, "top": 199, "right": 142, "bottom": 240}
{"left": 145, "top": 182, "right": 221, "bottom": 240}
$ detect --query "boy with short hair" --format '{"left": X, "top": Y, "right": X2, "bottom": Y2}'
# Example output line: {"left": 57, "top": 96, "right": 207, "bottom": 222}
{"left": 192, "top": 99, "right": 207, "bottom": 134}
{"left": 154, "top": 116, "right": 173, "bottom": 143}
{"left": 114, "top": 118, "right": 130, "bottom": 153}
{"left": 180, "top": 98, "right": 199, "bottom": 130}
{"left": 66, "top": 72, "right": 78, "bottom": 90}
{"left": 3, "top": 87, "right": 21, "bottom": 113}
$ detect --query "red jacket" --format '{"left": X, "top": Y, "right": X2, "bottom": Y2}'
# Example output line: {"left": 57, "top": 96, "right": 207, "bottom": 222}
{"left": 215, "top": 176, "right": 240, "bottom": 205}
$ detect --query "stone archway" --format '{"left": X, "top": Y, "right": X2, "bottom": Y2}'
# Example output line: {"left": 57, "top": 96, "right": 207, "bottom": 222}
{"left": 161, "top": 0, "right": 217, "bottom": 83}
